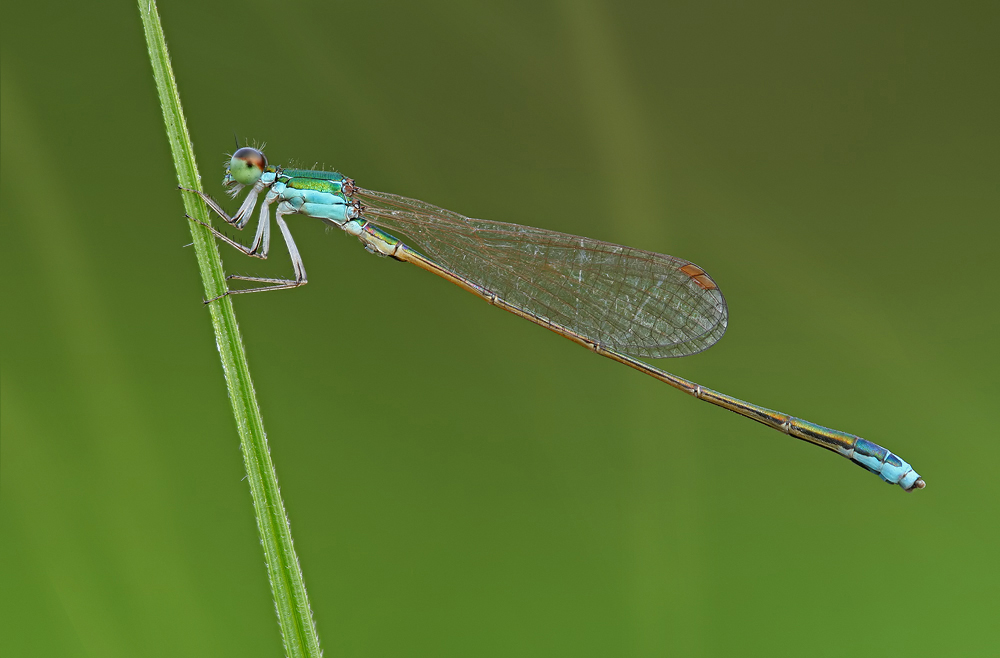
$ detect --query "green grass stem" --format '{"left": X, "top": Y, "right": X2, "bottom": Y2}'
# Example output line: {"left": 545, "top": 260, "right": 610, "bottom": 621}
{"left": 138, "top": 2, "right": 322, "bottom": 655}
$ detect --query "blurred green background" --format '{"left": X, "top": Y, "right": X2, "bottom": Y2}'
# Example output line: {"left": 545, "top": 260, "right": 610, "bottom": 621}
{"left": 2, "top": 1, "right": 998, "bottom": 656}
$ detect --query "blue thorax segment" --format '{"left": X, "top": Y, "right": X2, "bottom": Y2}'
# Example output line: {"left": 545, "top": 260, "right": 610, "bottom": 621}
{"left": 269, "top": 168, "right": 356, "bottom": 225}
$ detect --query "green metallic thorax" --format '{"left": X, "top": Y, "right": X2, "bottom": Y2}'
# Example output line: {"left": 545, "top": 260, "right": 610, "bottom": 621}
{"left": 278, "top": 168, "right": 351, "bottom": 197}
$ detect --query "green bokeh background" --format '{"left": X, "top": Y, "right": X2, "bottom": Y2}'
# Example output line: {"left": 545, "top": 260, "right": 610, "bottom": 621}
{"left": 3, "top": 1, "right": 998, "bottom": 656}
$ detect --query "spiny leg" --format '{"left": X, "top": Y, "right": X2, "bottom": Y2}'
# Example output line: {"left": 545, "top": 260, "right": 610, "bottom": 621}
{"left": 247, "top": 194, "right": 271, "bottom": 256}
{"left": 186, "top": 212, "right": 269, "bottom": 259}
{"left": 185, "top": 187, "right": 276, "bottom": 260}
{"left": 185, "top": 193, "right": 304, "bottom": 300}
{"left": 224, "top": 207, "right": 307, "bottom": 296}
{"left": 179, "top": 183, "right": 262, "bottom": 229}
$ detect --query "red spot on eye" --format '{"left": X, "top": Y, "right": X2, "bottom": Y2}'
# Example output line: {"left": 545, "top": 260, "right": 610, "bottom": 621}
{"left": 233, "top": 147, "right": 268, "bottom": 170}
{"left": 679, "top": 263, "right": 718, "bottom": 290}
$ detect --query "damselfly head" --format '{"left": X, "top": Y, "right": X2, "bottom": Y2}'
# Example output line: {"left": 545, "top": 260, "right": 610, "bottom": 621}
{"left": 226, "top": 147, "right": 268, "bottom": 187}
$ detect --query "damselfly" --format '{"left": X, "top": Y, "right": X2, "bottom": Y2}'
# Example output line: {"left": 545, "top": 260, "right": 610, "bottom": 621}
{"left": 182, "top": 146, "right": 924, "bottom": 491}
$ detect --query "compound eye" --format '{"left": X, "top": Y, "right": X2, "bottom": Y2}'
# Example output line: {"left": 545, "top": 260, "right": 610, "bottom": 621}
{"left": 229, "top": 147, "right": 268, "bottom": 185}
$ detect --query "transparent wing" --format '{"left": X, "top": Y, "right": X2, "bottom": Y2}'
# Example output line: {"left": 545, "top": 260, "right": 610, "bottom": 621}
{"left": 356, "top": 188, "right": 728, "bottom": 358}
